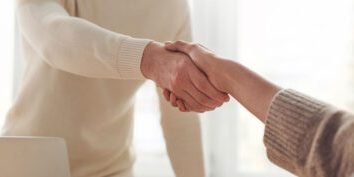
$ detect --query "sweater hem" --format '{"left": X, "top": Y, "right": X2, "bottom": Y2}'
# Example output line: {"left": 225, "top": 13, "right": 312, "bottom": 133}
{"left": 116, "top": 38, "right": 152, "bottom": 80}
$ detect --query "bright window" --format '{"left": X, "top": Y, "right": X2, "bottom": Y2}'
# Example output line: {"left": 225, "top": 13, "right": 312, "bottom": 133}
{"left": 0, "top": 1, "right": 14, "bottom": 127}
{"left": 235, "top": 0, "right": 352, "bottom": 175}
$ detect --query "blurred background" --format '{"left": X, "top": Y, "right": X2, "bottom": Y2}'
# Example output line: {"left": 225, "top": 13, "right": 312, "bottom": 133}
{"left": 0, "top": 0, "right": 352, "bottom": 177}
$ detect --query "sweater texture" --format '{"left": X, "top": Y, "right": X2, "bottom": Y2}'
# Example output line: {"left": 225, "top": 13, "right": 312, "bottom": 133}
{"left": 265, "top": 89, "right": 354, "bottom": 177}
{"left": 3, "top": 0, "right": 205, "bottom": 177}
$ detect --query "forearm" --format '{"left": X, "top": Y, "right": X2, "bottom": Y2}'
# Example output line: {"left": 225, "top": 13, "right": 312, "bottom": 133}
{"left": 219, "top": 60, "right": 354, "bottom": 176}
{"left": 17, "top": 0, "right": 150, "bottom": 79}
{"left": 216, "top": 59, "right": 281, "bottom": 122}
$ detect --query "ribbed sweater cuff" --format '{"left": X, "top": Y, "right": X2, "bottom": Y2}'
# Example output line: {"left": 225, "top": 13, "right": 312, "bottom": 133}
{"left": 264, "top": 89, "right": 327, "bottom": 174}
{"left": 116, "top": 38, "right": 152, "bottom": 80}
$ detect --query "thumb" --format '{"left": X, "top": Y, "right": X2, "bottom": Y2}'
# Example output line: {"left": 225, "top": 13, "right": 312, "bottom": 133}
{"left": 164, "top": 41, "right": 191, "bottom": 54}
{"left": 164, "top": 41, "right": 177, "bottom": 51}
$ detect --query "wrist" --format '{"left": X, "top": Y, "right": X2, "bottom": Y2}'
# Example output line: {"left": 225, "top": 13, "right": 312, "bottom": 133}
{"left": 220, "top": 60, "right": 281, "bottom": 122}
{"left": 226, "top": 61, "right": 243, "bottom": 92}
{"left": 141, "top": 41, "right": 163, "bottom": 79}
{"left": 210, "top": 58, "right": 239, "bottom": 93}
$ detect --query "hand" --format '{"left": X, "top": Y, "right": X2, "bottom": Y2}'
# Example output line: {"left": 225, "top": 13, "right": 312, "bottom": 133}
{"left": 162, "top": 41, "right": 232, "bottom": 112}
{"left": 141, "top": 41, "right": 229, "bottom": 113}
{"left": 163, "top": 41, "right": 280, "bottom": 121}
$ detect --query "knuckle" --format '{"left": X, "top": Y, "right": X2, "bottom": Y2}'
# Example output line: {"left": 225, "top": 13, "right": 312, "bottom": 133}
{"left": 179, "top": 106, "right": 185, "bottom": 112}
{"left": 175, "top": 40, "right": 186, "bottom": 47}
{"left": 187, "top": 44, "right": 198, "bottom": 52}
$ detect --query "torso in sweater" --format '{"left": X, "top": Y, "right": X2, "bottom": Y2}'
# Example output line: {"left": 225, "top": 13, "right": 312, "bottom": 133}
{"left": 3, "top": 0, "right": 191, "bottom": 176}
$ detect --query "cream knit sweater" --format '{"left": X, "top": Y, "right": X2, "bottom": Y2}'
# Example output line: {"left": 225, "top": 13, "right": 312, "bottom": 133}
{"left": 3, "top": 0, "right": 205, "bottom": 177}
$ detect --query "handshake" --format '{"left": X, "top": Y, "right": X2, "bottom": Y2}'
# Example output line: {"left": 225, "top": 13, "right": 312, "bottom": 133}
{"left": 141, "top": 41, "right": 354, "bottom": 177}
{"left": 141, "top": 41, "right": 234, "bottom": 113}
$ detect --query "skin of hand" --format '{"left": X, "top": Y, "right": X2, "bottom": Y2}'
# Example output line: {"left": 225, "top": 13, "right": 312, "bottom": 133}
{"left": 165, "top": 41, "right": 232, "bottom": 93}
{"left": 163, "top": 41, "right": 281, "bottom": 122}
{"left": 162, "top": 41, "right": 232, "bottom": 112}
{"left": 141, "top": 41, "right": 230, "bottom": 113}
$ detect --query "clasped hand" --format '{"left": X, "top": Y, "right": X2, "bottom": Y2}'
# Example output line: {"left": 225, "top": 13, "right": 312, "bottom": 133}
{"left": 141, "top": 41, "right": 229, "bottom": 113}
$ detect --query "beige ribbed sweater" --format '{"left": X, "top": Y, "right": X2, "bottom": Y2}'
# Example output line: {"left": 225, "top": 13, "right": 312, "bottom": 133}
{"left": 265, "top": 89, "right": 354, "bottom": 177}
{"left": 3, "top": 0, "right": 205, "bottom": 177}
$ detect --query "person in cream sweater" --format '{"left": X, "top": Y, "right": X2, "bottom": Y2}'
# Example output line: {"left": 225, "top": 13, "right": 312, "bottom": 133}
{"left": 3, "top": 0, "right": 230, "bottom": 177}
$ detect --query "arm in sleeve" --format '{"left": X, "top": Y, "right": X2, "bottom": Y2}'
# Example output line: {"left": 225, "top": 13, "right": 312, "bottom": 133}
{"left": 157, "top": 87, "right": 206, "bottom": 177}
{"left": 264, "top": 89, "right": 354, "bottom": 177}
{"left": 16, "top": 0, "right": 151, "bottom": 79}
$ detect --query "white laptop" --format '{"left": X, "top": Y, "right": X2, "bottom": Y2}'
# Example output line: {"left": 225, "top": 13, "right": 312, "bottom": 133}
{"left": 0, "top": 136, "right": 71, "bottom": 177}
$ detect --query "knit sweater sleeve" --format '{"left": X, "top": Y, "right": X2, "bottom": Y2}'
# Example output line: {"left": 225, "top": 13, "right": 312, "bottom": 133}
{"left": 264, "top": 89, "right": 354, "bottom": 177}
{"left": 16, "top": 0, "right": 151, "bottom": 79}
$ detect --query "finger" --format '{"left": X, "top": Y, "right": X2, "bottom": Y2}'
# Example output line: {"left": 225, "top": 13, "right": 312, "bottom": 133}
{"left": 189, "top": 68, "right": 229, "bottom": 104}
{"left": 164, "top": 41, "right": 173, "bottom": 46}
{"left": 184, "top": 103, "right": 191, "bottom": 112}
{"left": 179, "top": 91, "right": 211, "bottom": 113}
{"left": 164, "top": 42, "right": 177, "bottom": 51}
{"left": 164, "top": 41, "right": 174, "bottom": 51}
{"left": 180, "top": 100, "right": 191, "bottom": 112}
{"left": 163, "top": 89, "right": 171, "bottom": 101}
{"left": 165, "top": 40, "right": 193, "bottom": 54}
{"left": 183, "top": 82, "right": 220, "bottom": 109}
{"left": 170, "top": 92, "right": 178, "bottom": 107}
{"left": 176, "top": 99, "right": 187, "bottom": 112}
